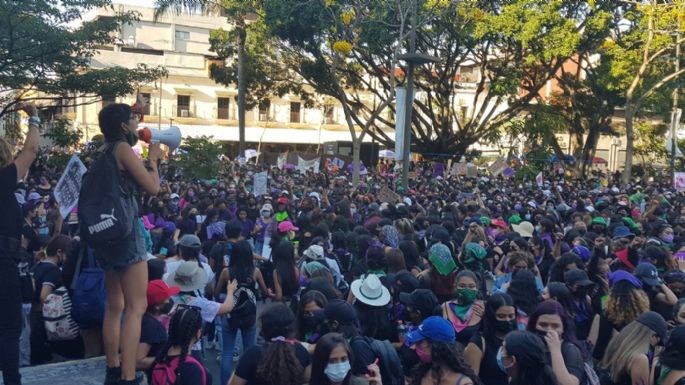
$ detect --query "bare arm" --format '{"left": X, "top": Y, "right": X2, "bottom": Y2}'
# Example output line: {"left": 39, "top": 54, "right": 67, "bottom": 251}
{"left": 273, "top": 270, "right": 283, "bottom": 302}
{"left": 14, "top": 107, "right": 41, "bottom": 181}
{"left": 135, "top": 343, "right": 154, "bottom": 371}
{"left": 228, "top": 374, "right": 247, "bottom": 385}
{"left": 217, "top": 279, "right": 237, "bottom": 315}
{"left": 214, "top": 268, "right": 228, "bottom": 300}
{"left": 254, "top": 269, "right": 273, "bottom": 298}
{"left": 39, "top": 284, "right": 54, "bottom": 303}
{"left": 116, "top": 142, "right": 160, "bottom": 195}
{"left": 630, "top": 354, "right": 650, "bottom": 385}
{"left": 587, "top": 314, "right": 600, "bottom": 347}
{"left": 463, "top": 342, "right": 483, "bottom": 375}
{"left": 656, "top": 284, "right": 678, "bottom": 306}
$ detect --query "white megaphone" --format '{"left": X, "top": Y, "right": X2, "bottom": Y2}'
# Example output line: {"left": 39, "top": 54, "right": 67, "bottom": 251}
{"left": 137, "top": 126, "right": 182, "bottom": 150}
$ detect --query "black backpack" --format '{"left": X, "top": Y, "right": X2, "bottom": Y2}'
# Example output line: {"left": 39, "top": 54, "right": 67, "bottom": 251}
{"left": 353, "top": 336, "right": 404, "bottom": 385}
{"left": 228, "top": 268, "right": 256, "bottom": 328}
{"left": 78, "top": 143, "right": 136, "bottom": 248}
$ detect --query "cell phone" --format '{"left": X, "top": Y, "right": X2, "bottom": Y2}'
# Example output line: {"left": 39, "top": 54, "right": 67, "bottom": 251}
{"left": 160, "top": 247, "right": 168, "bottom": 255}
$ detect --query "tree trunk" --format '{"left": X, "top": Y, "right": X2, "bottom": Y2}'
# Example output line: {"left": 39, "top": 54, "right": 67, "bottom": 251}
{"left": 622, "top": 105, "right": 635, "bottom": 184}
{"left": 237, "top": 22, "right": 247, "bottom": 161}
{"left": 352, "top": 137, "right": 361, "bottom": 187}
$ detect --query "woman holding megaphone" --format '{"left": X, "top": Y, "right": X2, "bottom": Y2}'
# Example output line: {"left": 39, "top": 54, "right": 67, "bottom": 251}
{"left": 96, "top": 97, "right": 162, "bottom": 385}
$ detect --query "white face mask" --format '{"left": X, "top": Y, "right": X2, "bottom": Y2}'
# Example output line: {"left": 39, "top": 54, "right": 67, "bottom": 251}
{"left": 324, "top": 361, "right": 351, "bottom": 383}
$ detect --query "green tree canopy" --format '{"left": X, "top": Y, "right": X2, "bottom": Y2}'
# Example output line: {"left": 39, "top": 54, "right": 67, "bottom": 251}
{"left": 0, "top": 0, "right": 165, "bottom": 117}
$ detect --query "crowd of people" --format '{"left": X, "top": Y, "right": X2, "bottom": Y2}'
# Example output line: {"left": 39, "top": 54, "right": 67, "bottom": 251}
{"left": 1, "top": 102, "right": 685, "bottom": 385}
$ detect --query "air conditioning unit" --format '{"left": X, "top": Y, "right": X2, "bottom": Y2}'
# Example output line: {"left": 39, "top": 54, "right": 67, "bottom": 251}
{"left": 180, "top": 109, "right": 189, "bottom": 117}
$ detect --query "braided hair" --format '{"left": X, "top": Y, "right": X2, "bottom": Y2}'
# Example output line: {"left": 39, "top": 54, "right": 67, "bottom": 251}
{"left": 255, "top": 304, "right": 304, "bottom": 385}
{"left": 155, "top": 306, "right": 203, "bottom": 385}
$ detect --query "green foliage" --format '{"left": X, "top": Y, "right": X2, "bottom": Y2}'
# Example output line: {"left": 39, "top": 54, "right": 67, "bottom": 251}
{"left": 0, "top": 0, "right": 165, "bottom": 117}
{"left": 172, "top": 136, "right": 224, "bottom": 180}
{"left": 634, "top": 121, "right": 667, "bottom": 162}
{"left": 44, "top": 118, "right": 83, "bottom": 149}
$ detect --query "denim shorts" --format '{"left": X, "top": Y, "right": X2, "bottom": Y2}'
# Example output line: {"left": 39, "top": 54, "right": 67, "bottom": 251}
{"left": 95, "top": 217, "right": 146, "bottom": 271}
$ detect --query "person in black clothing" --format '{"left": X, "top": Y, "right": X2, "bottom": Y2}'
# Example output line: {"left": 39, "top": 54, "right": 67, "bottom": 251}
{"left": 464, "top": 292, "right": 517, "bottom": 385}
{"left": 0, "top": 103, "right": 41, "bottom": 385}
{"left": 137, "top": 280, "right": 178, "bottom": 379}
{"left": 153, "top": 306, "right": 211, "bottom": 385}
{"left": 229, "top": 303, "right": 311, "bottom": 385}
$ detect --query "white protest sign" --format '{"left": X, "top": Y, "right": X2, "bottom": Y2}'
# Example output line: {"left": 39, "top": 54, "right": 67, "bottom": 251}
{"left": 53, "top": 155, "right": 87, "bottom": 218}
{"left": 297, "top": 156, "right": 320, "bottom": 174}
{"left": 675, "top": 172, "right": 685, "bottom": 190}
{"left": 253, "top": 171, "right": 268, "bottom": 196}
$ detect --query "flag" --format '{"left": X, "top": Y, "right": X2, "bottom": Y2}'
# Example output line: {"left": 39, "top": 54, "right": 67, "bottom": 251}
{"left": 536, "top": 172, "right": 543, "bottom": 187}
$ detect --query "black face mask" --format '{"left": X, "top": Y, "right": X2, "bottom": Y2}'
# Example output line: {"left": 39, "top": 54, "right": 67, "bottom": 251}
{"left": 160, "top": 301, "right": 174, "bottom": 315}
{"left": 573, "top": 287, "right": 588, "bottom": 298}
{"left": 535, "top": 329, "right": 551, "bottom": 342}
{"left": 495, "top": 319, "right": 517, "bottom": 333}
{"left": 302, "top": 309, "right": 325, "bottom": 331}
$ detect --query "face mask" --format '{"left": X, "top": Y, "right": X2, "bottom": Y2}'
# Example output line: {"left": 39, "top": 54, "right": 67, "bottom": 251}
{"left": 496, "top": 347, "right": 508, "bottom": 373}
{"left": 661, "top": 234, "right": 674, "bottom": 243}
{"left": 159, "top": 301, "right": 174, "bottom": 315}
{"left": 415, "top": 343, "right": 432, "bottom": 364}
{"left": 125, "top": 129, "right": 138, "bottom": 146}
{"left": 324, "top": 361, "right": 351, "bottom": 383}
{"left": 350, "top": 208, "right": 357, "bottom": 216}
{"left": 456, "top": 288, "right": 478, "bottom": 305}
{"left": 535, "top": 225, "right": 542, "bottom": 233}
{"left": 495, "top": 319, "right": 517, "bottom": 333}
{"left": 573, "top": 287, "right": 588, "bottom": 298}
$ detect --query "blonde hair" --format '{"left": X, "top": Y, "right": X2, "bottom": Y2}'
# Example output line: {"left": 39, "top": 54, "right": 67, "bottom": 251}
{"left": 599, "top": 321, "right": 653, "bottom": 382}
{"left": 0, "top": 138, "right": 13, "bottom": 168}
{"left": 604, "top": 283, "right": 650, "bottom": 326}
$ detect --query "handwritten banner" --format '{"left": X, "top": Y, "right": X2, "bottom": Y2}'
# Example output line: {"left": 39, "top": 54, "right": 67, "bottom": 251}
{"left": 54, "top": 155, "right": 87, "bottom": 218}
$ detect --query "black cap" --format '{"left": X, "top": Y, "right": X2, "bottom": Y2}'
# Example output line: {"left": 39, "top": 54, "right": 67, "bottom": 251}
{"left": 324, "top": 299, "right": 359, "bottom": 326}
{"left": 399, "top": 289, "right": 439, "bottom": 316}
{"left": 666, "top": 325, "right": 685, "bottom": 355}
{"left": 390, "top": 271, "right": 420, "bottom": 294}
{"left": 563, "top": 269, "right": 594, "bottom": 287}
{"left": 637, "top": 311, "right": 668, "bottom": 340}
{"left": 634, "top": 263, "right": 662, "bottom": 286}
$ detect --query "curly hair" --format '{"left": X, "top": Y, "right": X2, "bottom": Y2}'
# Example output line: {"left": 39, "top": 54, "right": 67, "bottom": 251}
{"left": 604, "top": 280, "right": 650, "bottom": 326}
{"left": 256, "top": 304, "right": 304, "bottom": 385}
{"left": 410, "top": 341, "right": 482, "bottom": 385}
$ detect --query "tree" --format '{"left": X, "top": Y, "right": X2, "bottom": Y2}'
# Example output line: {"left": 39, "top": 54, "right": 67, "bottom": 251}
{"left": 263, "top": 0, "right": 440, "bottom": 185}
{"left": 0, "top": 0, "right": 165, "bottom": 117}
{"left": 155, "top": 0, "right": 297, "bottom": 160}
{"left": 173, "top": 136, "right": 225, "bottom": 179}
{"left": 263, "top": 0, "right": 613, "bottom": 167}
{"left": 600, "top": 1, "right": 685, "bottom": 183}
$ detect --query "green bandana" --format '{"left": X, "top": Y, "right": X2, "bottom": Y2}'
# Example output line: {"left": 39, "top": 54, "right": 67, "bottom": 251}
{"left": 450, "top": 302, "right": 471, "bottom": 322}
{"left": 276, "top": 212, "right": 289, "bottom": 222}
{"left": 428, "top": 243, "right": 456, "bottom": 276}
{"left": 456, "top": 288, "right": 478, "bottom": 306}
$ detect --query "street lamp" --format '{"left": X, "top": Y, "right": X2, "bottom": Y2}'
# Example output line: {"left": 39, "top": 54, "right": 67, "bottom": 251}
{"left": 398, "top": 4, "right": 438, "bottom": 189}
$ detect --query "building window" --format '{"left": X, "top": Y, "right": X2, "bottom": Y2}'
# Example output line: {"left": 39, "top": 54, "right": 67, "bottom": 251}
{"left": 217, "top": 97, "right": 230, "bottom": 119}
{"left": 139, "top": 93, "right": 151, "bottom": 115}
{"left": 324, "top": 104, "right": 335, "bottom": 124}
{"left": 177, "top": 95, "right": 190, "bottom": 117}
{"left": 290, "top": 102, "right": 301, "bottom": 123}
{"left": 258, "top": 100, "right": 270, "bottom": 121}
{"left": 175, "top": 30, "right": 190, "bottom": 41}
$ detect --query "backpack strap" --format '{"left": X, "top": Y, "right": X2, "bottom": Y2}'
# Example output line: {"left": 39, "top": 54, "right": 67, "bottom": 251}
{"left": 183, "top": 356, "right": 207, "bottom": 385}
{"left": 70, "top": 244, "right": 86, "bottom": 291}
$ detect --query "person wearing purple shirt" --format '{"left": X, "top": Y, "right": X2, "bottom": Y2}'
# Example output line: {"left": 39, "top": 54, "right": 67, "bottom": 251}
{"left": 237, "top": 207, "right": 254, "bottom": 240}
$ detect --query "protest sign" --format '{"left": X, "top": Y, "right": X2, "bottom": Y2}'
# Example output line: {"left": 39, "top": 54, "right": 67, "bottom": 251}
{"left": 451, "top": 163, "right": 467, "bottom": 176}
{"left": 466, "top": 163, "right": 477, "bottom": 178}
{"left": 54, "top": 155, "right": 87, "bottom": 218}
{"left": 253, "top": 171, "right": 268, "bottom": 196}
{"left": 378, "top": 185, "right": 401, "bottom": 203}
{"left": 675, "top": 172, "right": 685, "bottom": 190}
{"left": 297, "top": 156, "right": 320, "bottom": 174}
{"left": 488, "top": 157, "right": 508, "bottom": 176}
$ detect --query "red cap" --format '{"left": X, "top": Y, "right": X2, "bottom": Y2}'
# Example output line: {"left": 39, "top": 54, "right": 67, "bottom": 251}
{"left": 491, "top": 219, "right": 508, "bottom": 229}
{"left": 147, "top": 279, "right": 180, "bottom": 306}
{"left": 277, "top": 197, "right": 288, "bottom": 205}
